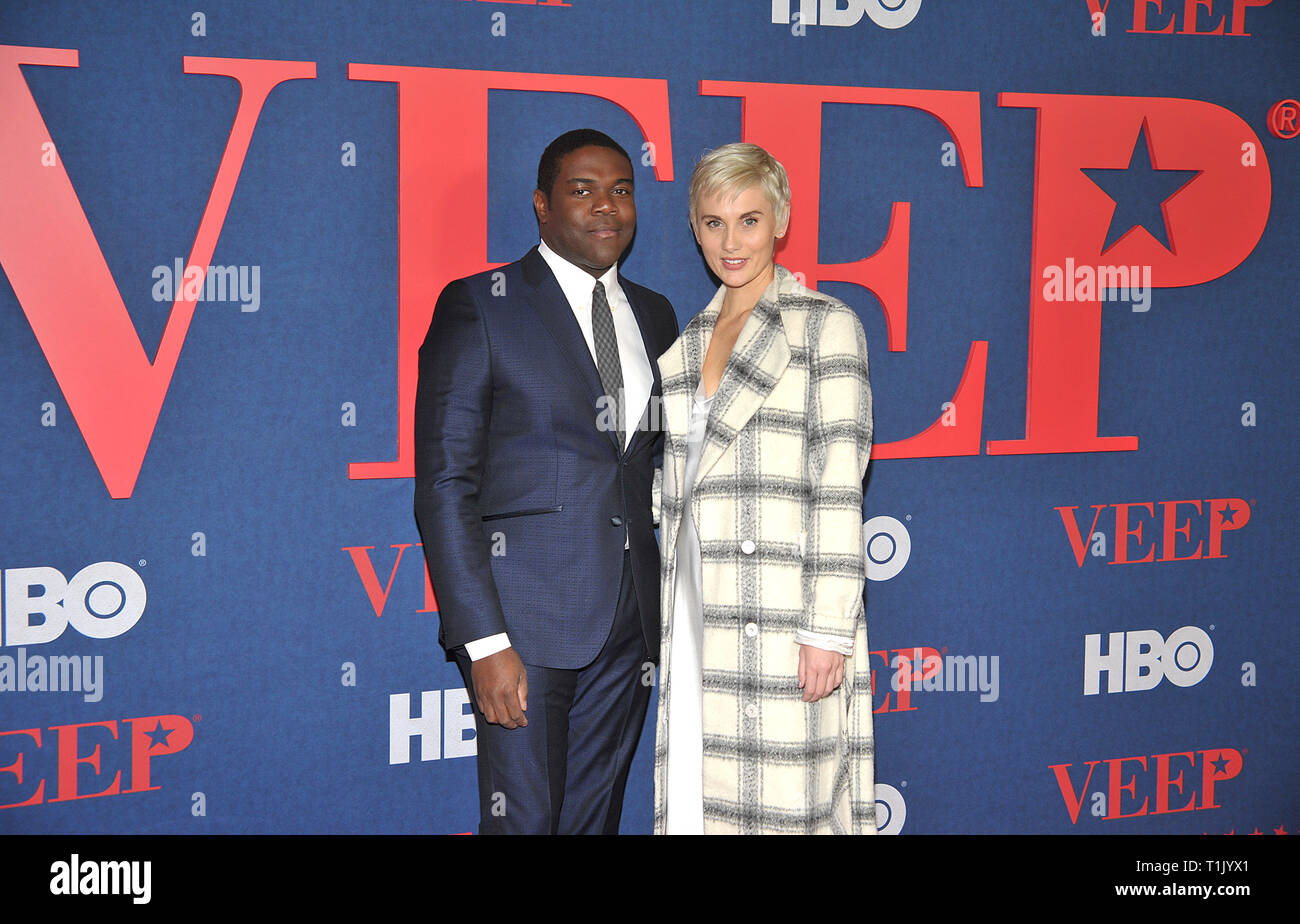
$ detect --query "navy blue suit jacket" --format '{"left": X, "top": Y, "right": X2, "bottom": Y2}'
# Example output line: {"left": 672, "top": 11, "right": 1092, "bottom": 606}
{"left": 414, "top": 247, "right": 679, "bottom": 669}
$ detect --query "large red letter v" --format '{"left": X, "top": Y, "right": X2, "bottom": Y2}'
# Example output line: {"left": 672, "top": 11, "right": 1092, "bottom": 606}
{"left": 0, "top": 47, "right": 315, "bottom": 497}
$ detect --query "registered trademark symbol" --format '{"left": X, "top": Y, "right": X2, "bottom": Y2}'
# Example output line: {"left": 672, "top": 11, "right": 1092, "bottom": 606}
{"left": 899, "top": 780, "right": 907, "bottom": 787}
{"left": 193, "top": 714, "right": 202, "bottom": 722}
{"left": 941, "top": 646, "right": 948, "bottom": 655}
{"left": 905, "top": 514, "right": 912, "bottom": 521}
{"left": 1267, "top": 99, "right": 1300, "bottom": 140}
{"left": 1209, "top": 624, "right": 1215, "bottom": 631}
{"left": 138, "top": 559, "right": 146, "bottom": 567}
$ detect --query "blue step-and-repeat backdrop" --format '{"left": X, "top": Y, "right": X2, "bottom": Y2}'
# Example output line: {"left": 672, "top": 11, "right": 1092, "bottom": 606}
{"left": 1, "top": 0, "right": 1297, "bottom": 835}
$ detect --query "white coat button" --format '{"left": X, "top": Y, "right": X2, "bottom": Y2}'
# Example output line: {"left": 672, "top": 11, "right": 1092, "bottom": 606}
{"left": 744, "top": 622, "right": 758, "bottom": 637}
{"left": 740, "top": 539, "right": 756, "bottom": 555}
{"left": 744, "top": 704, "right": 759, "bottom": 719}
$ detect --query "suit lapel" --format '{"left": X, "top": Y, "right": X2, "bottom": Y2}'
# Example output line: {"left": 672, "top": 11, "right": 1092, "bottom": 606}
{"left": 522, "top": 248, "right": 621, "bottom": 453}
{"left": 622, "top": 275, "right": 663, "bottom": 456}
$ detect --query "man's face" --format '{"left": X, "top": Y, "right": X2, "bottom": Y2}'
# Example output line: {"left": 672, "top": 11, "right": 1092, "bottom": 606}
{"left": 534, "top": 145, "right": 636, "bottom": 277}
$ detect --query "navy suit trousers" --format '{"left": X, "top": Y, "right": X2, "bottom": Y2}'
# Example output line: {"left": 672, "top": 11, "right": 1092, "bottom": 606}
{"left": 454, "top": 551, "right": 651, "bottom": 834}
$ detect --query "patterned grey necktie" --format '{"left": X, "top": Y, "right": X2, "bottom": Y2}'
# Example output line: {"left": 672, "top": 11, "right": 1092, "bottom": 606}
{"left": 590, "top": 280, "right": 624, "bottom": 450}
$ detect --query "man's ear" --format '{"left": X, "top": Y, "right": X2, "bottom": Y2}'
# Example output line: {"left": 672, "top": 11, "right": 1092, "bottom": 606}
{"left": 533, "top": 188, "right": 549, "bottom": 225}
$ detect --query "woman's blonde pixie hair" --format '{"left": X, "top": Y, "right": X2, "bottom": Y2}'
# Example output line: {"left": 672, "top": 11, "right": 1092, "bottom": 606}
{"left": 688, "top": 142, "right": 791, "bottom": 230}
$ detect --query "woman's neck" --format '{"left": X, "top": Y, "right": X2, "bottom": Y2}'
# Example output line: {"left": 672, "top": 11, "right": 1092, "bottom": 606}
{"left": 718, "top": 264, "right": 775, "bottom": 321}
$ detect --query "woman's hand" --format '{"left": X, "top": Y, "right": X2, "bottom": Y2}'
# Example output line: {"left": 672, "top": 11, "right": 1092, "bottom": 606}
{"left": 798, "top": 644, "right": 845, "bottom": 703}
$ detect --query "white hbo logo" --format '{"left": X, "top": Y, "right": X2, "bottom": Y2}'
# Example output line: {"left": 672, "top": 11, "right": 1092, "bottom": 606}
{"left": 2, "top": 561, "right": 146, "bottom": 646}
{"left": 864, "top": 516, "right": 910, "bottom": 582}
{"left": 1083, "top": 626, "right": 1213, "bottom": 695}
{"left": 874, "top": 783, "right": 906, "bottom": 834}
{"left": 772, "top": 0, "right": 923, "bottom": 29}
{"left": 863, "top": 0, "right": 922, "bottom": 28}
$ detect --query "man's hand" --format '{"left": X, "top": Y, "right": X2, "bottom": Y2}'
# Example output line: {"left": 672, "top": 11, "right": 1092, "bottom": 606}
{"left": 798, "top": 644, "right": 845, "bottom": 703}
{"left": 470, "top": 647, "right": 529, "bottom": 728}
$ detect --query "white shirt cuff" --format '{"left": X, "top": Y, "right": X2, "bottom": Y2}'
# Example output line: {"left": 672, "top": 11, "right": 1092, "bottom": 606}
{"left": 464, "top": 633, "right": 511, "bottom": 661}
{"left": 794, "top": 629, "right": 854, "bottom": 656}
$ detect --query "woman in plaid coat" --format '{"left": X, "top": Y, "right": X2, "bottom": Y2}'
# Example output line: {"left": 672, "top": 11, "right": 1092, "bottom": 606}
{"left": 654, "top": 144, "right": 875, "bottom": 834}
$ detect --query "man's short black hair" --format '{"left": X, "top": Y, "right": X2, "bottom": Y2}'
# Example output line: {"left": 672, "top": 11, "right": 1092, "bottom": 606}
{"left": 536, "top": 129, "right": 633, "bottom": 199}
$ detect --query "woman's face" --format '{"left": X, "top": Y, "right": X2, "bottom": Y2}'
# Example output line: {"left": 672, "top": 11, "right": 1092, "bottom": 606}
{"left": 692, "top": 184, "right": 788, "bottom": 298}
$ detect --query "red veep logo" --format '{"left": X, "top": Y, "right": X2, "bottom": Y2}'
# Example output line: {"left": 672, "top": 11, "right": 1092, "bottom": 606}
{"left": 1085, "top": 0, "right": 1273, "bottom": 36}
{"left": 1050, "top": 747, "right": 1243, "bottom": 823}
{"left": 1056, "top": 497, "right": 1251, "bottom": 566}
{"left": 2, "top": 51, "right": 1272, "bottom": 490}
{"left": 0, "top": 713, "right": 195, "bottom": 808}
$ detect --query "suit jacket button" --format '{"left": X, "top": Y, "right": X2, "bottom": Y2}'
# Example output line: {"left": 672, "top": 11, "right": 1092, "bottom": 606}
{"left": 610, "top": 516, "right": 624, "bottom": 527}
{"left": 740, "top": 539, "right": 756, "bottom": 555}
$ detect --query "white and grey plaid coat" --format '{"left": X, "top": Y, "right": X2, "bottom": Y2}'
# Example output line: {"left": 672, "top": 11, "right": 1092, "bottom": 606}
{"left": 653, "top": 264, "right": 876, "bottom": 834}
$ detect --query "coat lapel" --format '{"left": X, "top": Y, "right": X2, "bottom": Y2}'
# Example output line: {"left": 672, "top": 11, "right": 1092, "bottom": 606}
{"left": 657, "top": 309, "right": 709, "bottom": 523}
{"left": 622, "top": 275, "right": 664, "bottom": 457}
{"left": 694, "top": 275, "right": 790, "bottom": 484}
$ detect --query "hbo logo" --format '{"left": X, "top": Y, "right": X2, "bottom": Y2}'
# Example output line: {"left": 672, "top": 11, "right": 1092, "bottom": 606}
{"left": 874, "top": 782, "right": 906, "bottom": 835}
{"left": 864, "top": 516, "right": 911, "bottom": 582}
{"left": 1083, "top": 626, "right": 1213, "bottom": 695}
{"left": 2, "top": 562, "right": 146, "bottom": 647}
{"left": 772, "top": 0, "right": 923, "bottom": 29}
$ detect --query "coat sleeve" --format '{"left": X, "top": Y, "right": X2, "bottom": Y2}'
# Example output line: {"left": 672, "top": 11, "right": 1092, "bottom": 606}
{"left": 802, "top": 304, "right": 873, "bottom": 639}
{"left": 413, "top": 279, "right": 508, "bottom": 650}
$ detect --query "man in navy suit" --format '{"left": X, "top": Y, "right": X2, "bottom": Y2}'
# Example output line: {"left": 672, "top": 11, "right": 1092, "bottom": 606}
{"left": 414, "top": 129, "right": 678, "bottom": 834}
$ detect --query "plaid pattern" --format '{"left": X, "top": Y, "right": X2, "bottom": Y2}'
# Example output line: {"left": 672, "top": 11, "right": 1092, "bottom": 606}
{"left": 654, "top": 265, "right": 875, "bottom": 834}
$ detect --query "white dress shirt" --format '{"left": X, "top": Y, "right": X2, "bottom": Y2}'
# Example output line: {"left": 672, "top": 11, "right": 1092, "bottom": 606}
{"left": 537, "top": 239, "right": 652, "bottom": 449}
{"left": 465, "top": 241, "right": 653, "bottom": 661}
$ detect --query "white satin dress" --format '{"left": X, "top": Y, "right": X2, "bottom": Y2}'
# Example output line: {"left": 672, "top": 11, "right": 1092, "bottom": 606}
{"left": 665, "top": 380, "right": 713, "bottom": 835}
